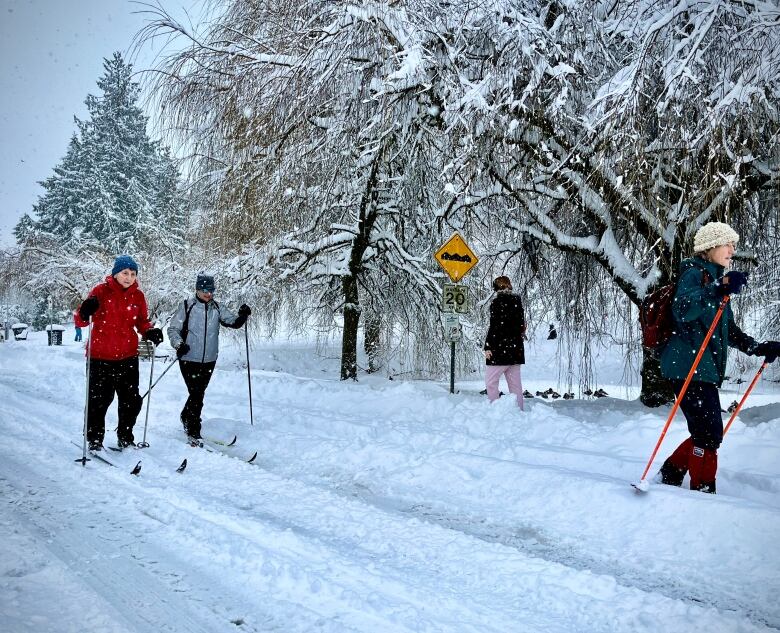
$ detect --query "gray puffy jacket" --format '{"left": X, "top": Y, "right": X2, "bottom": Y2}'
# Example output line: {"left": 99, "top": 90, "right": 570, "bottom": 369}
{"left": 167, "top": 298, "right": 244, "bottom": 363}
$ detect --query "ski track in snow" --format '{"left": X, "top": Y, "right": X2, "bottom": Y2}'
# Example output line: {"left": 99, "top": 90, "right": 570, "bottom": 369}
{"left": 1, "top": 336, "right": 779, "bottom": 633}
{"left": 243, "top": 397, "right": 780, "bottom": 630}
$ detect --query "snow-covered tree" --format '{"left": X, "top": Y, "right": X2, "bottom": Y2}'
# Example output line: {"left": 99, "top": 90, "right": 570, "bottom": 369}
{"left": 140, "top": 0, "right": 779, "bottom": 395}
{"left": 16, "top": 52, "right": 186, "bottom": 252}
{"left": 436, "top": 0, "right": 780, "bottom": 404}
{"left": 143, "top": 1, "right": 463, "bottom": 379}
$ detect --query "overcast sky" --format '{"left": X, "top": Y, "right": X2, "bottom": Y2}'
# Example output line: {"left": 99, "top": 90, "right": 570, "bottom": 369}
{"left": 0, "top": 0, "right": 202, "bottom": 247}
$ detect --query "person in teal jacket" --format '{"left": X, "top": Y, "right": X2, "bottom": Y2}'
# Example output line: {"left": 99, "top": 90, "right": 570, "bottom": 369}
{"left": 658, "top": 222, "right": 780, "bottom": 493}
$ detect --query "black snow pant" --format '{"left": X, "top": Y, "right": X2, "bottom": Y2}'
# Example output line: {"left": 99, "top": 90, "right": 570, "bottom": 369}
{"left": 672, "top": 380, "right": 724, "bottom": 451}
{"left": 87, "top": 357, "right": 143, "bottom": 446}
{"left": 179, "top": 360, "right": 216, "bottom": 437}
{"left": 659, "top": 380, "right": 722, "bottom": 492}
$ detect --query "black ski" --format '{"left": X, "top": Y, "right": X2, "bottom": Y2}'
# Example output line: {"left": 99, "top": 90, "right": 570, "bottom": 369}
{"left": 102, "top": 443, "right": 142, "bottom": 475}
{"left": 72, "top": 441, "right": 190, "bottom": 474}
{"left": 71, "top": 440, "right": 117, "bottom": 468}
{"left": 106, "top": 444, "right": 187, "bottom": 474}
{"left": 188, "top": 437, "right": 257, "bottom": 464}
{"left": 202, "top": 434, "right": 237, "bottom": 447}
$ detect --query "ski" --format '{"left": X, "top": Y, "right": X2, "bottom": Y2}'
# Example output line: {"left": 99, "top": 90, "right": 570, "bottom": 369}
{"left": 73, "top": 441, "right": 189, "bottom": 474}
{"left": 188, "top": 437, "right": 257, "bottom": 464}
{"left": 202, "top": 434, "right": 237, "bottom": 447}
{"left": 71, "top": 440, "right": 117, "bottom": 468}
{"left": 106, "top": 444, "right": 187, "bottom": 474}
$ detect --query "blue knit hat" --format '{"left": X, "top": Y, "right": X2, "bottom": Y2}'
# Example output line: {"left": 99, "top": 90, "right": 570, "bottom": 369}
{"left": 111, "top": 255, "right": 139, "bottom": 277}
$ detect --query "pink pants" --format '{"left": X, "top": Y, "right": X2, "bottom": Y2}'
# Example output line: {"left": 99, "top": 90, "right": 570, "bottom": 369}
{"left": 485, "top": 364, "right": 524, "bottom": 409}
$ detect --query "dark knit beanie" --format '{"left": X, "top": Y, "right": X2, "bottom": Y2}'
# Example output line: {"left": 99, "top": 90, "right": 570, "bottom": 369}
{"left": 111, "top": 255, "right": 139, "bottom": 277}
{"left": 196, "top": 273, "right": 215, "bottom": 293}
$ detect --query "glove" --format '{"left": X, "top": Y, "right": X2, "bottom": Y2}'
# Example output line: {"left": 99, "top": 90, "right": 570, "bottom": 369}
{"left": 715, "top": 271, "right": 748, "bottom": 296}
{"left": 238, "top": 304, "right": 251, "bottom": 317}
{"left": 78, "top": 296, "right": 99, "bottom": 321}
{"left": 143, "top": 328, "right": 164, "bottom": 346}
{"left": 754, "top": 341, "right": 780, "bottom": 364}
{"left": 176, "top": 342, "right": 190, "bottom": 358}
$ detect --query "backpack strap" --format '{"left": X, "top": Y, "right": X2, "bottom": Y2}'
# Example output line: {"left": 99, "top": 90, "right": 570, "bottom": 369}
{"left": 685, "top": 259, "right": 713, "bottom": 286}
{"left": 181, "top": 299, "right": 197, "bottom": 344}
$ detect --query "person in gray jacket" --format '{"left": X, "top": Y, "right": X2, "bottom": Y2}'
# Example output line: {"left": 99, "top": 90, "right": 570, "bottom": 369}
{"left": 167, "top": 273, "right": 251, "bottom": 441}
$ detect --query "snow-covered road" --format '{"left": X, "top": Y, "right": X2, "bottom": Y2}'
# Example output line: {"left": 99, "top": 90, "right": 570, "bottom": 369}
{"left": 1, "top": 332, "right": 779, "bottom": 632}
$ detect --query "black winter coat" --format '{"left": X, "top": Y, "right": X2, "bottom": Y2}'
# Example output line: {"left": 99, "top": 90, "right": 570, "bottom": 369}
{"left": 484, "top": 291, "right": 526, "bottom": 365}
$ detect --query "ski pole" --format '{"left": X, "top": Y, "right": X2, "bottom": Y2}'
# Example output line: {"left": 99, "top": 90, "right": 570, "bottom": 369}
{"left": 140, "top": 356, "right": 179, "bottom": 400}
{"left": 634, "top": 295, "right": 730, "bottom": 490}
{"left": 723, "top": 360, "right": 768, "bottom": 438}
{"left": 245, "top": 320, "right": 254, "bottom": 425}
{"left": 137, "top": 341, "right": 155, "bottom": 448}
{"left": 77, "top": 316, "right": 93, "bottom": 465}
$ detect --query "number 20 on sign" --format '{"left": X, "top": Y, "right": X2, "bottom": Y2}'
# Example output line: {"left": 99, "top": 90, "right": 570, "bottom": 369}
{"left": 442, "top": 284, "right": 469, "bottom": 313}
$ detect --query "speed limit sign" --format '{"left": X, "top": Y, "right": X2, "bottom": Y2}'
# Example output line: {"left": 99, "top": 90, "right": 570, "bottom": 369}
{"left": 441, "top": 284, "right": 469, "bottom": 313}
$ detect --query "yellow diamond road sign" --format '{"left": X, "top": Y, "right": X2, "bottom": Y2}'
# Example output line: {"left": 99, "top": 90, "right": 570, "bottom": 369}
{"left": 434, "top": 232, "right": 478, "bottom": 282}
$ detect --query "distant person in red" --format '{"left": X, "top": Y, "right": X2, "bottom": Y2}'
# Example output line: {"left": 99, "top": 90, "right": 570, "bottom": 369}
{"left": 73, "top": 310, "right": 82, "bottom": 342}
{"left": 75, "top": 255, "right": 163, "bottom": 450}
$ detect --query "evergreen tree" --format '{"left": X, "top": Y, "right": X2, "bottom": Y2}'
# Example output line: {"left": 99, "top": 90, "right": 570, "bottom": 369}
{"left": 16, "top": 52, "right": 184, "bottom": 251}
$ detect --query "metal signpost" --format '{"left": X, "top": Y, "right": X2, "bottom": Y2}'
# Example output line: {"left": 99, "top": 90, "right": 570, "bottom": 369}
{"left": 47, "top": 296, "right": 53, "bottom": 346}
{"left": 434, "top": 232, "right": 479, "bottom": 394}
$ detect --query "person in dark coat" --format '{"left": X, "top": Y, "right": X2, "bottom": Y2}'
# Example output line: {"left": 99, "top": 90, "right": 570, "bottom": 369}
{"left": 167, "top": 273, "right": 251, "bottom": 441}
{"left": 75, "top": 255, "right": 164, "bottom": 450}
{"left": 484, "top": 276, "right": 526, "bottom": 409}
{"left": 657, "top": 222, "right": 780, "bottom": 493}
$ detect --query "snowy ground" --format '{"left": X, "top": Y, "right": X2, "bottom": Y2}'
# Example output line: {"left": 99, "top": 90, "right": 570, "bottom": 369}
{"left": 1, "top": 327, "right": 779, "bottom": 633}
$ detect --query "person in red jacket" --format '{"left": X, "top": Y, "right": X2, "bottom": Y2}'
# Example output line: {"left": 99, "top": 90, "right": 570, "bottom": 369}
{"left": 75, "top": 255, "right": 163, "bottom": 450}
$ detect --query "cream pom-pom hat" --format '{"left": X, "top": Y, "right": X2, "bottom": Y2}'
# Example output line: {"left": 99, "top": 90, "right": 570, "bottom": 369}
{"left": 693, "top": 222, "right": 740, "bottom": 253}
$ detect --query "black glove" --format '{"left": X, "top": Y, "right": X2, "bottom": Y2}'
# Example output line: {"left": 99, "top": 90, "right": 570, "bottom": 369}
{"left": 143, "top": 328, "right": 164, "bottom": 346}
{"left": 715, "top": 271, "right": 748, "bottom": 296}
{"left": 79, "top": 296, "right": 99, "bottom": 321}
{"left": 754, "top": 341, "right": 780, "bottom": 364}
{"left": 238, "top": 304, "right": 251, "bottom": 317}
{"left": 176, "top": 342, "right": 190, "bottom": 358}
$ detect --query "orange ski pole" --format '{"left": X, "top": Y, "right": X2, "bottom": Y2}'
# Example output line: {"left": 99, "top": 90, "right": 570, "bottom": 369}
{"left": 723, "top": 361, "right": 768, "bottom": 438}
{"left": 633, "top": 295, "right": 730, "bottom": 491}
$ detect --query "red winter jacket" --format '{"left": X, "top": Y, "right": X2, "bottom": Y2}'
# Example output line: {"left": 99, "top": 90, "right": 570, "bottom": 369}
{"left": 75, "top": 276, "right": 153, "bottom": 361}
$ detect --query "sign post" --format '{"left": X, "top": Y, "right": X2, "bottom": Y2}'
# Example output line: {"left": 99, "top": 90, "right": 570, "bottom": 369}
{"left": 47, "top": 295, "right": 53, "bottom": 347}
{"left": 435, "top": 232, "right": 479, "bottom": 394}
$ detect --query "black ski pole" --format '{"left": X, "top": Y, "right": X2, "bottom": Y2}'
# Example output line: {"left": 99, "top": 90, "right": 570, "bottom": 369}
{"left": 76, "top": 315, "right": 93, "bottom": 465}
{"left": 245, "top": 320, "right": 254, "bottom": 425}
{"left": 140, "top": 356, "right": 179, "bottom": 400}
{"left": 137, "top": 341, "right": 155, "bottom": 448}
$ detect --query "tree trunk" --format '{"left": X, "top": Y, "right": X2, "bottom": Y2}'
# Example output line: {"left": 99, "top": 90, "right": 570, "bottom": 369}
{"left": 340, "top": 275, "right": 361, "bottom": 380}
{"left": 364, "top": 308, "right": 381, "bottom": 373}
{"left": 339, "top": 142, "right": 384, "bottom": 381}
{"left": 639, "top": 347, "right": 674, "bottom": 407}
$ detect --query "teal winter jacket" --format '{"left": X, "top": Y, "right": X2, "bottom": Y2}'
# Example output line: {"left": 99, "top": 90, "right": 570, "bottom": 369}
{"left": 660, "top": 257, "right": 757, "bottom": 386}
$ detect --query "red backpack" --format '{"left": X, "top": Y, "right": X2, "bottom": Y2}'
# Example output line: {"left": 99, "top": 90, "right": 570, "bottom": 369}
{"left": 639, "top": 265, "right": 711, "bottom": 350}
